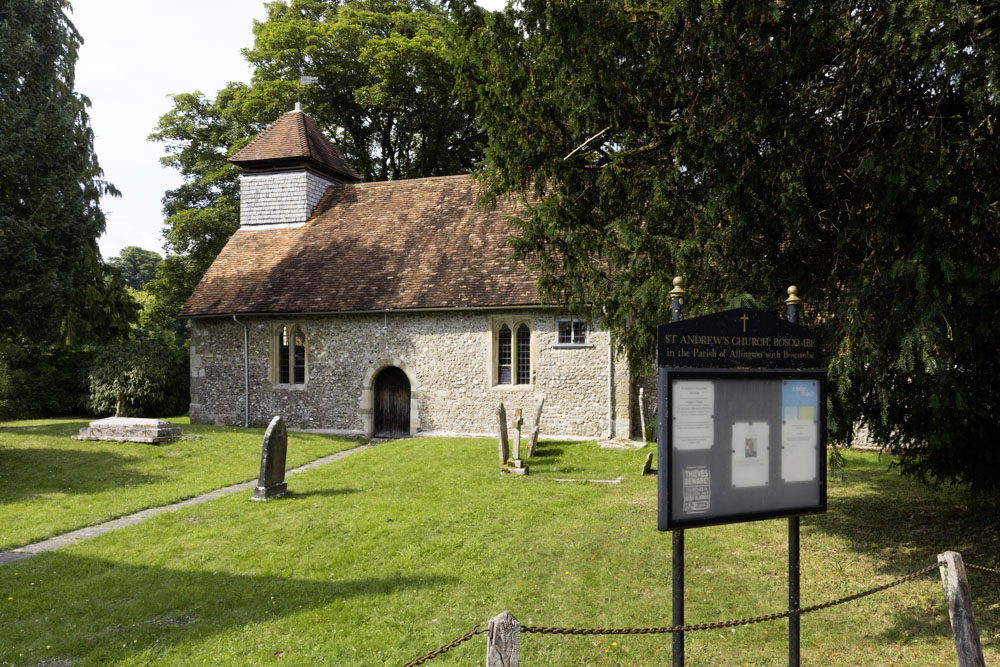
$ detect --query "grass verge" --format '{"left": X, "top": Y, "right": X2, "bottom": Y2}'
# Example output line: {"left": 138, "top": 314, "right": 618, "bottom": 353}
{"left": 0, "top": 437, "right": 997, "bottom": 665}
{"left": 0, "top": 417, "right": 361, "bottom": 550}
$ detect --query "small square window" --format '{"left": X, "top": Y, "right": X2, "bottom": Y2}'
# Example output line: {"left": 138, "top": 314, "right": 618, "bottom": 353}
{"left": 557, "top": 319, "right": 589, "bottom": 345}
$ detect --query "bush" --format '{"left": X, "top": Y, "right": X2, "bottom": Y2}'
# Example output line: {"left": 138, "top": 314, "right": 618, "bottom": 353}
{"left": 87, "top": 335, "right": 189, "bottom": 418}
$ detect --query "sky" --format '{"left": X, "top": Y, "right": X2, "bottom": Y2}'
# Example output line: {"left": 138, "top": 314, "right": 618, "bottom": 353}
{"left": 72, "top": 0, "right": 505, "bottom": 261}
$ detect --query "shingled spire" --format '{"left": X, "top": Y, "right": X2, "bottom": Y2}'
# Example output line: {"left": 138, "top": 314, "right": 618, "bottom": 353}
{"left": 229, "top": 106, "right": 360, "bottom": 228}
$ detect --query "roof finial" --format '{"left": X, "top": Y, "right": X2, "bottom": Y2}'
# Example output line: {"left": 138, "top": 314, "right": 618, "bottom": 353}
{"left": 294, "top": 101, "right": 302, "bottom": 113}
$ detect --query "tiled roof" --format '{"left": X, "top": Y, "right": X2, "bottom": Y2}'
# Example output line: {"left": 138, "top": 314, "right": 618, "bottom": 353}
{"left": 179, "top": 175, "right": 540, "bottom": 317}
{"left": 229, "top": 110, "right": 360, "bottom": 182}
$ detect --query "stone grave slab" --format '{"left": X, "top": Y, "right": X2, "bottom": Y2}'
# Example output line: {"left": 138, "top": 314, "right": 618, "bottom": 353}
{"left": 73, "top": 417, "right": 181, "bottom": 444}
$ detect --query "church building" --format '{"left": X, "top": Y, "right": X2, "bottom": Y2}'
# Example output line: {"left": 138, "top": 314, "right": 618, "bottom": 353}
{"left": 180, "top": 107, "right": 648, "bottom": 439}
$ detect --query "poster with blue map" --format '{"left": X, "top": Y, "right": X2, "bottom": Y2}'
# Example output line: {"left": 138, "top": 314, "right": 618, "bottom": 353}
{"left": 781, "top": 380, "right": 819, "bottom": 482}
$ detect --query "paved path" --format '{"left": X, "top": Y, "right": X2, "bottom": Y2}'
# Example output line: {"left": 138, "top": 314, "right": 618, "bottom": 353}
{"left": 0, "top": 441, "right": 377, "bottom": 566}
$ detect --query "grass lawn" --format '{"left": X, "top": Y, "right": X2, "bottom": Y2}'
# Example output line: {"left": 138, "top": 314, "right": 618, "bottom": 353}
{"left": 0, "top": 417, "right": 362, "bottom": 550}
{"left": 0, "top": 432, "right": 998, "bottom": 665}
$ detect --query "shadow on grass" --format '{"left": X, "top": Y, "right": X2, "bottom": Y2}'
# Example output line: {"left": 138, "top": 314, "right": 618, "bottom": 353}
{"left": 0, "top": 419, "right": 90, "bottom": 437}
{"left": 1, "top": 552, "right": 454, "bottom": 664}
{"left": 808, "top": 457, "right": 1000, "bottom": 650}
{"left": 0, "top": 447, "right": 164, "bottom": 502}
{"left": 283, "top": 488, "right": 362, "bottom": 499}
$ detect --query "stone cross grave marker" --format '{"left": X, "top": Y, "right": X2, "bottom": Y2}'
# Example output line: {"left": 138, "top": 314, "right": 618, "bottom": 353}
{"left": 252, "top": 416, "right": 288, "bottom": 501}
{"left": 512, "top": 408, "right": 523, "bottom": 461}
{"left": 508, "top": 408, "right": 528, "bottom": 475}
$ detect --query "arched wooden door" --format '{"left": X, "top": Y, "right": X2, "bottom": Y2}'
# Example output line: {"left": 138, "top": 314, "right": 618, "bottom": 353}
{"left": 373, "top": 367, "right": 410, "bottom": 438}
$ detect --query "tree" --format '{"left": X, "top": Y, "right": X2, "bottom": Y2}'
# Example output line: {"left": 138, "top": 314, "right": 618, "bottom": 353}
{"left": 146, "top": 0, "right": 484, "bottom": 330}
{"left": 453, "top": 1, "right": 1000, "bottom": 492}
{"left": 87, "top": 333, "right": 189, "bottom": 418}
{"left": 108, "top": 246, "right": 162, "bottom": 290}
{"left": 0, "top": 0, "right": 135, "bottom": 344}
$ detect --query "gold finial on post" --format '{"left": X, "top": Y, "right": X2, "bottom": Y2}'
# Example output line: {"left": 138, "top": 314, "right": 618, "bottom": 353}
{"left": 669, "top": 276, "right": 687, "bottom": 298}
{"left": 670, "top": 276, "right": 686, "bottom": 322}
{"left": 785, "top": 285, "right": 802, "bottom": 324}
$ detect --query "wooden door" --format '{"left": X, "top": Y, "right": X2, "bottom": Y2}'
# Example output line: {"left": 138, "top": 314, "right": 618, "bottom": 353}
{"left": 374, "top": 367, "right": 410, "bottom": 438}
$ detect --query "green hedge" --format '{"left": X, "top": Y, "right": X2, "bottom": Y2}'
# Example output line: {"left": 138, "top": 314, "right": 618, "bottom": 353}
{"left": 0, "top": 343, "right": 96, "bottom": 419}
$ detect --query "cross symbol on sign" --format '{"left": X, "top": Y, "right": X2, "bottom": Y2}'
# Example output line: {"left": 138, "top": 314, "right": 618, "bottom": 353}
{"left": 740, "top": 314, "right": 749, "bottom": 332}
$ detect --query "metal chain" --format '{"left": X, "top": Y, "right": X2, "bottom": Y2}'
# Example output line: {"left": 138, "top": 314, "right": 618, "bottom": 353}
{"left": 401, "top": 623, "right": 485, "bottom": 667}
{"left": 966, "top": 563, "right": 1000, "bottom": 576}
{"left": 522, "top": 563, "right": 940, "bottom": 637}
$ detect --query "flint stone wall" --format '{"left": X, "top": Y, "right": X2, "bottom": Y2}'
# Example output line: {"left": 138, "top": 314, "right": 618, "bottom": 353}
{"left": 190, "top": 310, "right": 632, "bottom": 438}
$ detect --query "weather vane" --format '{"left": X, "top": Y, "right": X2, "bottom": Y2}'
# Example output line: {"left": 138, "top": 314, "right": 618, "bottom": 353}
{"left": 296, "top": 75, "right": 319, "bottom": 112}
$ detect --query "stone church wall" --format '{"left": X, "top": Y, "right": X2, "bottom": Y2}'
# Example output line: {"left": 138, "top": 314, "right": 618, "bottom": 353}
{"left": 189, "top": 310, "right": 632, "bottom": 439}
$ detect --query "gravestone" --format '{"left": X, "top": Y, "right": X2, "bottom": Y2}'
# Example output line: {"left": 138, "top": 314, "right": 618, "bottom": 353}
{"left": 252, "top": 416, "right": 288, "bottom": 501}
{"left": 527, "top": 396, "right": 544, "bottom": 457}
{"left": 507, "top": 407, "right": 528, "bottom": 475}
{"left": 73, "top": 417, "right": 181, "bottom": 444}
{"left": 497, "top": 403, "right": 510, "bottom": 467}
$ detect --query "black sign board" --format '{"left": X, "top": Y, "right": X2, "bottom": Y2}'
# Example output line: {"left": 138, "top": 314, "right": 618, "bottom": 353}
{"left": 657, "top": 309, "right": 826, "bottom": 531}
{"left": 657, "top": 307, "right": 820, "bottom": 369}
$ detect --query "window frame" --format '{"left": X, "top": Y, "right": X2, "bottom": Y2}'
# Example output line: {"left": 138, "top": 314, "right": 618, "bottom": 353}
{"left": 554, "top": 317, "right": 592, "bottom": 348}
{"left": 271, "top": 323, "right": 308, "bottom": 387}
{"left": 492, "top": 317, "right": 533, "bottom": 387}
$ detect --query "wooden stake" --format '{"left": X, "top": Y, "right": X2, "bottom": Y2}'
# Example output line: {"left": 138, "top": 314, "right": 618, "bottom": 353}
{"left": 486, "top": 610, "right": 520, "bottom": 667}
{"left": 938, "top": 551, "right": 985, "bottom": 666}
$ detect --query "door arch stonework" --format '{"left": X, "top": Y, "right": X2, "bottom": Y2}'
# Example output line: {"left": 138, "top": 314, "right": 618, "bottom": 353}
{"left": 359, "top": 359, "right": 419, "bottom": 438}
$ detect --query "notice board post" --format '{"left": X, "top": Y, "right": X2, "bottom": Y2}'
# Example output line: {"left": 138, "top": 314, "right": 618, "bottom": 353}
{"left": 669, "top": 277, "right": 686, "bottom": 667}
{"left": 785, "top": 286, "right": 803, "bottom": 667}
{"left": 657, "top": 284, "right": 825, "bottom": 665}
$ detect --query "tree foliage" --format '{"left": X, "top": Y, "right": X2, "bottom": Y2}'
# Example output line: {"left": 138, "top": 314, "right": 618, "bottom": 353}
{"left": 108, "top": 246, "right": 162, "bottom": 290}
{"left": 146, "top": 0, "right": 483, "bottom": 328}
{"left": 454, "top": 1, "right": 1000, "bottom": 491}
{"left": 87, "top": 334, "right": 189, "bottom": 418}
{"left": 0, "top": 0, "right": 135, "bottom": 344}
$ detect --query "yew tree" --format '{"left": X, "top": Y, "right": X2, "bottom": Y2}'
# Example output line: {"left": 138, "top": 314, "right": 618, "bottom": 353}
{"left": 0, "top": 0, "right": 135, "bottom": 344}
{"left": 454, "top": 1, "right": 1000, "bottom": 491}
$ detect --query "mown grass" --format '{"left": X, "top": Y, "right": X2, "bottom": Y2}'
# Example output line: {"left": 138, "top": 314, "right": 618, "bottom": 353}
{"left": 0, "top": 433, "right": 997, "bottom": 666}
{"left": 0, "top": 417, "right": 361, "bottom": 550}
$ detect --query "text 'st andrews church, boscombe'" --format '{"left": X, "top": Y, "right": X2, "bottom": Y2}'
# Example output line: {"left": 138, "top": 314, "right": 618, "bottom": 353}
{"left": 180, "top": 104, "right": 659, "bottom": 440}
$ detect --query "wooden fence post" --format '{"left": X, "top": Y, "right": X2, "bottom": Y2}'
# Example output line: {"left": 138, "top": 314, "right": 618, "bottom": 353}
{"left": 938, "top": 551, "right": 986, "bottom": 667}
{"left": 486, "top": 610, "right": 520, "bottom": 667}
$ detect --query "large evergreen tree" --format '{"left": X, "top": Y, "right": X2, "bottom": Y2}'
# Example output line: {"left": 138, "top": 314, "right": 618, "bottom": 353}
{"left": 454, "top": 1, "right": 1000, "bottom": 491}
{"left": 146, "top": 0, "right": 484, "bottom": 330}
{"left": 0, "top": 0, "right": 134, "bottom": 344}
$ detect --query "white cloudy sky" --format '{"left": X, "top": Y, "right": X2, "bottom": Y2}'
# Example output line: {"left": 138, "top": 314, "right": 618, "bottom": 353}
{"left": 71, "top": 0, "right": 504, "bottom": 260}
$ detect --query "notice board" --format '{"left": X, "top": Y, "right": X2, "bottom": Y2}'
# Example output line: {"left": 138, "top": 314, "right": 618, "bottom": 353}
{"left": 657, "top": 309, "right": 827, "bottom": 530}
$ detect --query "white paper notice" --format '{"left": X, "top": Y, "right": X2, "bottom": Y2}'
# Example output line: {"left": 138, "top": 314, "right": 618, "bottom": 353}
{"left": 781, "top": 420, "right": 818, "bottom": 482}
{"left": 731, "top": 421, "right": 770, "bottom": 488}
{"left": 672, "top": 380, "right": 714, "bottom": 451}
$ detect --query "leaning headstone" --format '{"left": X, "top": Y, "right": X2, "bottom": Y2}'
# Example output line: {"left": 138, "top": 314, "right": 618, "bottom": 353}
{"left": 252, "top": 416, "right": 288, "bottom": 501}
{"left": 641, "top": 452, "right": 654, "bottom": 476}
{"left": 73, "top": 417, "right": 181, "bottom": 444}
{"left": 497, "top": 403, "right": 510, "bottom": 467}
{"left": 527, "top": 396, "right": 545, "bottom": 457}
